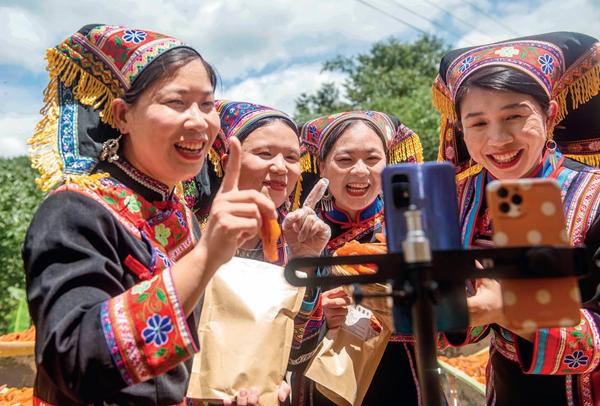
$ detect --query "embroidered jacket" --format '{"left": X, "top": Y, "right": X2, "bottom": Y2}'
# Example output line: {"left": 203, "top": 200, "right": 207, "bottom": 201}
{"left": 318, "top": 197, "right": 385, "bottom": 255}
{"left": 441, "top": 152, "right": 600, "bottom": 406}
{"left": 23, "top": 160, "right": 200, "bottom": 406}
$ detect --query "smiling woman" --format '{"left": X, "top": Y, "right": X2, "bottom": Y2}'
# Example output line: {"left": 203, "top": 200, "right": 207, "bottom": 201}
{"left": 21, "top": 24, "right": 278, "bottom": 406}
{"left": 295, "top": 111, "right": 425, "bottom": 406}
{"left": 433, "top": 31, "right": 600, "bottom": 406}
{"left": 182, "top": 100, "right": 332, "bottom": 405}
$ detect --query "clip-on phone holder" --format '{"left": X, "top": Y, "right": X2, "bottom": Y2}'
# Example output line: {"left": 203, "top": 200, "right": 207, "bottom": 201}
{"left": 284, "top": 207, "right": 592, "bottom": 406}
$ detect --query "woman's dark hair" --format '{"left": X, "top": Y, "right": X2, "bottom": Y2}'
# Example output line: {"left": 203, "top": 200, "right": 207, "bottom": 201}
{"left": 122, "top": 47, "right": 218, "bottom": 106}
{"left": 318, "top": 118, "right": 386, "bottom": 162}
{"left": 236, "top": 116, "right": 298, "bottom": 145}
{"left": 455, "top": 66, "right": 551, "bottom": 120}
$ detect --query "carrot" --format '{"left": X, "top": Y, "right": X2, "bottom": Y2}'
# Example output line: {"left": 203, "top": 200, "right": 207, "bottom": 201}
{"left": 0, "top": 326, "right": 35, "bottom": 342}
{"left": 258, "top": 212, "right": 281, "bottom": 262}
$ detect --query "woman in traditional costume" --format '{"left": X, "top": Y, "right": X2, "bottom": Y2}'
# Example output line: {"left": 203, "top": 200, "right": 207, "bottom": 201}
{"left": 183, "top": 100, "right": 331, "bottom": 405}
{"left": 22, "top": 24, "right": 278, "bottom": 406}
{"left": 297, "top": 111, "right": 425, "bottom": 405}
{"left": 433, "top": 32, "right": 600, "bottom": 405}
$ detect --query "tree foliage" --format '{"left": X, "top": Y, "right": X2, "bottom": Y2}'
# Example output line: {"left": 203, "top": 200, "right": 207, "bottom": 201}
{"left": 295, "top": 83, "right": 352, "bottom": 125}
{"left": 0, "top": 156, "right": 45, "bottom": 332}
{"left": 294, "top": 34, "right": 450, "bottom": 161}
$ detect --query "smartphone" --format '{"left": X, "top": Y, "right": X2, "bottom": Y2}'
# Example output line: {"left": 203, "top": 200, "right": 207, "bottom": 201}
{"left": 486, "top": 178, "right": 581, "bottom": 330}
{"left": 381, "top": 162, "right": 469, "bottom": 333}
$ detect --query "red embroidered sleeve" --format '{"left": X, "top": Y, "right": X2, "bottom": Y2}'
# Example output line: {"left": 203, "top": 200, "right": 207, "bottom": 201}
{"left": 520, "top": 310, "right": 600, "bottom": 375}
{"left": 100, "top": 268, "right": 198, "bottom": 385}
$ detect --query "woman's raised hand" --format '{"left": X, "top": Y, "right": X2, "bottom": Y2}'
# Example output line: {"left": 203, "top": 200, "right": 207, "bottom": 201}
{"left": 282, "top": 178, "right": 331, "bottom": 259}
{"left": 200, "top": 137, "right": 277, "bottom": 268}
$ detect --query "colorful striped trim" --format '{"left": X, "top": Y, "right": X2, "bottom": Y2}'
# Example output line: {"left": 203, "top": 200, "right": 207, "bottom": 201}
{"left": 490, "top": 329, "right": 518, "bottom": 362}
{"left": 404, "top": 343, "right": 422, "bottom": 406}
{"left": 101, "top": 268, "right": 197, "bottom": 384}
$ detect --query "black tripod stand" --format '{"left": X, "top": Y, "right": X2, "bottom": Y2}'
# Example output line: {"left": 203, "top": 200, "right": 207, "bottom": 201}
{"left": 284, "top": 209, "right": 592, "bottom": 406}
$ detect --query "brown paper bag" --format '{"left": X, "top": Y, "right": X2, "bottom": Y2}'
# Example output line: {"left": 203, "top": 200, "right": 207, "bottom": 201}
{"left": 186, "top": 257, "right": 305, "bottom": 405}
{"left": 304, "top": 270, "right": 393, "bottom": 406}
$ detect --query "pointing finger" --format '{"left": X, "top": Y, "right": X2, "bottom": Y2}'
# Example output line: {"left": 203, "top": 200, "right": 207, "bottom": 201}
{"left": 219, "top": 136, "right": 242, "bottom": 194}
{"left": 303, "top": 178, "right": 329, "bottom": 210}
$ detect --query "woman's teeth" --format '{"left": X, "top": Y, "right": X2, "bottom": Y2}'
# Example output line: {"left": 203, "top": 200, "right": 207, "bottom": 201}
{"left": 346, "top": 183, "right": 369, "bottom": 193}
{"left": 175, "top": 142, "right": 204, "bottom": 153}
{"left": 491, "top": 151, "right": 519, "bottom": 163}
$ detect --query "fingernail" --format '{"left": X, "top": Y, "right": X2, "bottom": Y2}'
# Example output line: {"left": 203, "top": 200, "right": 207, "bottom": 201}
{"left": 239, "top": 388, "right": 247, "bottom": 397}
{"left": 250, "top": 387, "right": 259, "bottom": 395}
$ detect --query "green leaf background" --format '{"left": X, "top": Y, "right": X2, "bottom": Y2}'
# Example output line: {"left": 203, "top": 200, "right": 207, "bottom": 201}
{"left": 0, "top": 157, "right": 44, "bottom": 333}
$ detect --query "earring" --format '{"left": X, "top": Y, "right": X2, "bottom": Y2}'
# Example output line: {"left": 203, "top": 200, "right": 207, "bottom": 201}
{"left": 320, "top": 187, "right": 333, "bottom": 212}
{"left": 100, "top": 134, "right": 123, "bottom": 163}
{"left": 546, "top": 139, "right": 558, "bottom": 168}
{"left": 284, "top": 197, "right": 292, "bottom": 212}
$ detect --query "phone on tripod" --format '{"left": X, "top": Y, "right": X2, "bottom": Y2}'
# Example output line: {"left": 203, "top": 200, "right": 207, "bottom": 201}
{"left": 381, "top": 162, "right": 469, "bottom": 333}
{"left": 486, "top": 178, "right": 581, "bottom": 330}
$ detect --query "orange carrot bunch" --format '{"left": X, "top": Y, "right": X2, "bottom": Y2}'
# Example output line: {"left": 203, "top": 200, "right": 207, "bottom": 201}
{"left": 333, "top": 240, "right": 387, "bottom": 275}
{"left": 0, "top": 385, "right": 34, "bottom": 406}
{"left": 438, "top": 350, "right": 489, "bottom": 385}
{"left": 0, "top": 326, "right": 35, "bottom": 342}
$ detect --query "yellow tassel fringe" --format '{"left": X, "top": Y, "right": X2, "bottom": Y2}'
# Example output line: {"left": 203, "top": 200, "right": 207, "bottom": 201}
{"left": 291, "top": 174, "right": 303, "bottom": 212}
{"left": 299, "top": 153, "right": 317, "bottom": 174}
{"left": 27, "top": 48, "right": 119, "bottom": 191}
{"left": 64, "top": 173, "right": 110, "bottom": 190}
{"left": 554, "top": 62, "right": 600, "bottom": 125}
{"left": 432, "top": 84, "right": 457, "bottom": 122}
{"left": 456, "top": 163, "right": 483, "bottom": 182}
{"left": 389, "top": 134, "right": 424, "bottom": 164}
{"left": 208, "top": 148, "right": 223, "bottom": 177}
{"left": 564, "top": 153, "right": 600, "bottom": 168}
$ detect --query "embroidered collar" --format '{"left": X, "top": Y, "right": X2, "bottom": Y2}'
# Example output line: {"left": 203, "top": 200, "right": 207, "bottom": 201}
{"left": 324, "top": 197, "right": 384, "bottom": 229}
{"left": 95, "top": 157, "right": 174, "bottom": 202}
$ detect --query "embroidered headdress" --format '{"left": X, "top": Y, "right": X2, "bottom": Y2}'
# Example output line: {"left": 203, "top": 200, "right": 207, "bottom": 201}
{"left": 28, "top": 24, "right": 200, "bottom": 191}
{"left": 299, "top": 110, "right": 424, "bottom": 174}
{"left": 207, "top": 100, "right": 298, "bottom": 177}
{"left": 433, "top": 31, "right": 600, "bottom": 178}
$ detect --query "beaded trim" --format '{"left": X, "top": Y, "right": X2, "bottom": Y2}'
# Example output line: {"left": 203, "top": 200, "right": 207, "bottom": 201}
{"left": 113, "top": 158, "right": 172, "bottom": 200}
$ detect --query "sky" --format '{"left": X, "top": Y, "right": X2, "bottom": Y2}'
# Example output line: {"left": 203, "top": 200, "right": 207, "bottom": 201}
{"left": 1, "top": 0, "right": 600, "bottom": 158}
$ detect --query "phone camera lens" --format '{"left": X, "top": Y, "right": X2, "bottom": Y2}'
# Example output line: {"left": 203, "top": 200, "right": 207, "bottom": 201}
{"left": 512, "top": 194, "right": 523, "bottom": 205}
{"left": 498, "top": 187, "right": 508, "bottom": 198}
{"left": 499, "top": 202, "right": 510, "bottom": 213}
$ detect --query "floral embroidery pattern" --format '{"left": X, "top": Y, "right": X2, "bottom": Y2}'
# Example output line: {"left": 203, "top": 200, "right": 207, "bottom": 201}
{"left": 132, "top": 279, "right": 153, "bottom": 295}
{"left": 123, "top": 29, "right": 147, "bottom": 44}
{"left": 458, "top": 56, "right": 475, "bottom": 73}
{"left": 102, "top": 270, "right": 196, "bottom": 384}
{"left": 495, "top": 46, "right": 520, "bottom": 57}
{"left": 154, "top": 224, "right": 171, "bottom": 247}
{"left": 125, "top": 194, "right": 142, "bottom": 213}
{"left": 142, "top": 314, "right": 174, "bottom": 347}
{"left": 539, "top": 54, "right": 555, "bottom": 75}
{"left": 563, "top": 350, "right": 589, "bottom": 369}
